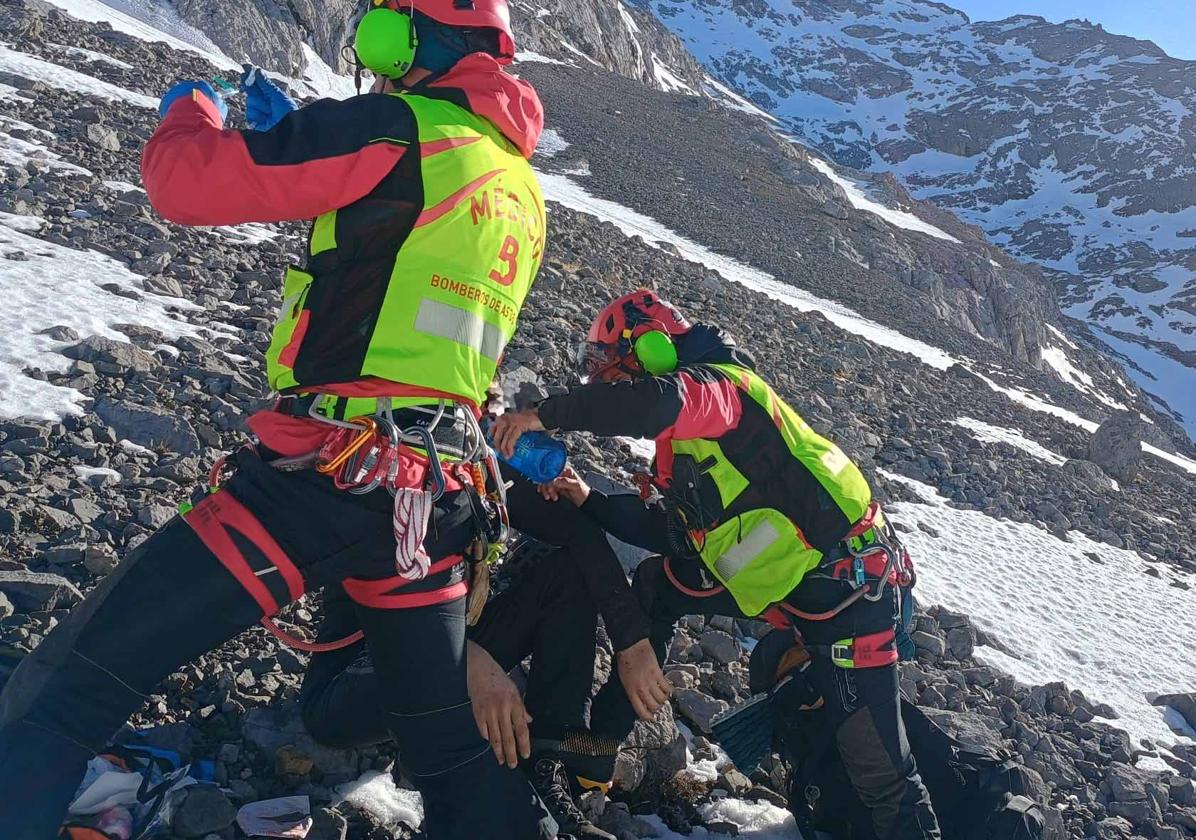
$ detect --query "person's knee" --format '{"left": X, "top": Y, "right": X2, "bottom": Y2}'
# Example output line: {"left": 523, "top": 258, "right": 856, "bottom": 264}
{"left": 835, "top": 702, "right": 913, "bottom": 803}
{"left": 388, "top": 698, "right": 484, "bottom": 777}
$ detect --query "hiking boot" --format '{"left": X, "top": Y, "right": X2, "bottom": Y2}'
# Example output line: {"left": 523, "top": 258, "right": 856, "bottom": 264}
{"left": 530, "top": 757, "right": 616, "bottom": 840}
{"left": 532, "top": 729, "right": 619, "bottom": 794}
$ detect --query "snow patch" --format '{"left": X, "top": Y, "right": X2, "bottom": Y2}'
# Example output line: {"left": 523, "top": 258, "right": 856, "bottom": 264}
{"left": 969, "top": 368, "right": 1196, "bottom": 475}
{"left": 559, "top": 41, "right": 603, "bottom": 66}
{"left": 0, "top": 222, "right": 201, "bottom": 420}
{"left": 808, "top": 156, "right": 960, "bottom": 243}
{"left": 536, "top": 127, "right": 569, "bottom": 158}
{"left": 1040, "top": 341, "right": 1126, "bottom": 411}
{"left": 102, "top": 180, "right": 142, "bottom": 193}
{"left": 296, "top": 44, "right": 357, "bottom": 101}
{"left": 677, "top": 721, "right": 730, "bottom": 782}
{"left": 59, "top": 45, "right": 133, "bottom": 70}
{"left": 73, "top": 465, "right": 120, "bottom": 481}
{"left": 1090, "top": 326, "right": 1196, "bottom": 442}
{"left": 537, "top": 172, "right": 959, "bottom": 370}
{"left": 1, "top": 118, "right": 92, "bottom": 175}
{"left": 702, "top": 76, "right": 777, "bottom": 122}
{"left": 118, "top": 439, "right": 153, "bottom": 456}
{"left": 951, "top": 416, "right": 1066, "bottom": 465}
{"left": 515, "top": 51, "right": 573, "bottom": 67}
{"left": 644, "top": 797, "right": 798, "bottom": 839}
{"left": 40, "top": 0, "right": 237, "bottom": 69}
{"left": 882, "top": 469, "right": 1196, "bottom": 751}
{"left": 213, "top": 223, "right": 279, "bottom": 246}
{"left": 0, "top": 44, "right": 158, "bottom": 108}
{"left": 616, "top": 1, "right": 641, "bottom": 35}
{"left": 0, "top": 212, "right": 48, "bottom": 232}
{"left": 619, "top": 436, "right": 656, "bottom": 461}
{"left": 334, "top": 771, "right": 423, "bottom": 830}
{"left": 651, "top": 54, "right": 696, "bottom": 95}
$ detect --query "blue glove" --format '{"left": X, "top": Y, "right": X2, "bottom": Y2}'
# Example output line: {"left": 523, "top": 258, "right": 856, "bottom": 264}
{"left": 159, "top": 80, "right": 227, "bottom": 121}
{"left": 241, "top": 66, "right": 298, "bottom": 132}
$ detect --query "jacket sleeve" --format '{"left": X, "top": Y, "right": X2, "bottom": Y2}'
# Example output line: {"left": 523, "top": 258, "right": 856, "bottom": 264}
{"left": 581, "top": 491, "right": 672, "bottom": 556}
{"left": 141, "top": 91, "right": 415, "bottom": 226}
{"left": 538, "top": 368, "right": 744, "bottom": 441}
{"left": 538, "top": 377, "right": 685, "bottom": 439}
{"left": 502, "top": 472, "right": 649, "bottom": 651}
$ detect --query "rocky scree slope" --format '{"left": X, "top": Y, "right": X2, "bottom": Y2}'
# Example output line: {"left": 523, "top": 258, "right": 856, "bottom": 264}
{"left": 0, "top": 2, "right": 1195, "bottom": 838}
{"left": 632, "top": 0, "right": 1196, "bottom": 437}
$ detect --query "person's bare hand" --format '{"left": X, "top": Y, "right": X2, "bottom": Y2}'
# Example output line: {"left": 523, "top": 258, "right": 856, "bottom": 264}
{"left": 617, "top": 638, "right": 672, "bottom": 721}
{"left": 467, "top": 641, "right": 531, "bottom": 768}
{"left": 537, "top": 466, "right": 591, "bottom": 506}
{"left": 490, "top": 409, "right": 545, "bottom": 459}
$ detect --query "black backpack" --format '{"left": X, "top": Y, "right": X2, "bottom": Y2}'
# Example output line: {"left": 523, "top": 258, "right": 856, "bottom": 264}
{"left": 776, "top": 692, "right": 1047, "bottom": 840}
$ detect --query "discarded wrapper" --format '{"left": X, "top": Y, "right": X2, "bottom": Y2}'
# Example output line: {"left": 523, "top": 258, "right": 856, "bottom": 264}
{"left": 236, "top": 795, "right": 313, "bottom": 839}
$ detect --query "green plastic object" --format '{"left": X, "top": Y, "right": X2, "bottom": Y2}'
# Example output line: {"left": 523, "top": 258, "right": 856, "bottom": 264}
{"left": 354, "top": 8, "right": 418, "bottom": 78}
{"left": 634, "top": 330, "right": 678, "bottom": 376}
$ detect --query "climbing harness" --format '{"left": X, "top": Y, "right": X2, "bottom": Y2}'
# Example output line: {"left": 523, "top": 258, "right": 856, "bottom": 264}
{"left": 775, "top": 502, "right": 914, "bottom": 622}
{"left": 183, "top": 389, "right": 512, "bottom": 652}
{"left": 754, "top": 501, "right": 916, "bottom": 669}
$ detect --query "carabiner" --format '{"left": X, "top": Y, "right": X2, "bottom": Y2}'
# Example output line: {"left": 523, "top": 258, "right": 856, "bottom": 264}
{"left": 402, "top": 425, "right": 447, "bottom": 502}
{"left": 858, "top": 543, "right": 897, "bottom": 603}
{"left": 345, "top": 415, "right": 400, "bottom": 495}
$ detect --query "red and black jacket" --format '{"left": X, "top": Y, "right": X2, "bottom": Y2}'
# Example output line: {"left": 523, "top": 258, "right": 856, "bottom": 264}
{"left": 141, "top": 55, "right": 542, "bottom": 450}
{"left": 142, "top": 54, "right": 542, "bottom": 226}
{"left": 540, "top": 326, "right": 858, "bottom": 556}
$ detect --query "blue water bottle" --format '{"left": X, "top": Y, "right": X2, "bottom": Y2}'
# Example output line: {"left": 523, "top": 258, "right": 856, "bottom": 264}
{"left": 485, "top": 422, "right": 567, "bottom": 483}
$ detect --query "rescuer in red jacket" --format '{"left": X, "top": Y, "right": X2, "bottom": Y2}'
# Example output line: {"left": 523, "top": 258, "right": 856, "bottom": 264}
{"left": 0, "top": 3, "right": 568, "bottom": 838}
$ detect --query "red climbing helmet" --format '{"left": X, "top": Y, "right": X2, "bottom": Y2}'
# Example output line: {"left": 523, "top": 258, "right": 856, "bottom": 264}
{"left": 409, "top": 0, "right": 516, "bottom": 62}
{"left": 576, "top": 289, "right": 691, "bottom": 382}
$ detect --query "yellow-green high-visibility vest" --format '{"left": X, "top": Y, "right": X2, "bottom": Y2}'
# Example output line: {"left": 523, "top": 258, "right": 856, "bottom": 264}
{"left": 668, "top": 364, "right": 872, "bottom": 615}
{"left": 265, "top": 93, "right": 546, "bottom": 407}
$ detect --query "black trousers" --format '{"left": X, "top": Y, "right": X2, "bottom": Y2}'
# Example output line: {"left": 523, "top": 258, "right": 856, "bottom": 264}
{"left": 589, "top": 555, "right": 940, "bottom": 840}
{"left": 300, "top": 545, "right": 600, "bottom": 749}
{"left": 0, "top": 449, "right": 551, "bottom": 840}
{"left": 300, "top": 469, "right": 623, "bottom": 750}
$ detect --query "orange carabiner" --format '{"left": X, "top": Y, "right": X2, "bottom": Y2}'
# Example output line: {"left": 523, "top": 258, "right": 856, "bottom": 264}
{"left": 316, "top": 417, "right": 379, "bottom": 476}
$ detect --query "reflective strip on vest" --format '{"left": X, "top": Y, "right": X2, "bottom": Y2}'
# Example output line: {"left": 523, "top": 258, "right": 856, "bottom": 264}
{"left": 414, "top": 298, "right": 506, "bottom": 362}
{"left": 714, "top": 517, "right": 781, "bottom": 581}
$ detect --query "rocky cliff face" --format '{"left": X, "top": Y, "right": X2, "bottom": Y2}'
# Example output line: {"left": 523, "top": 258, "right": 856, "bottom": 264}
{"left": 171, "top": 0, "right": 357, "bottom": 73}
{"left": 170, "top": 0, "right": 708, "bottom": 93}
{"left": 510, "top": 0, "right": 708, "bottom": 92}
{"left": 632, "top": 0, "right": 1196, "bottom": 438}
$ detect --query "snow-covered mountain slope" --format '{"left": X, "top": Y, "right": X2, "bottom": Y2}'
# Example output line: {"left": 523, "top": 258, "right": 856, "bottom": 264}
{"left": 634, "top": 0, "right": 1196, "bottom": 438}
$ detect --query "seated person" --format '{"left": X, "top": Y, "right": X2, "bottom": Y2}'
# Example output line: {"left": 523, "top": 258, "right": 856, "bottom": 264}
{"left": 299, "top": 468, "right": 671, "bottom": 840}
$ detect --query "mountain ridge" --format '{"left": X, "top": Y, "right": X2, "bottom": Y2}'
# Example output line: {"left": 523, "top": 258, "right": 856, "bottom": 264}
{"left": 633, "top": 0, "right": 1196, "bottom": 439}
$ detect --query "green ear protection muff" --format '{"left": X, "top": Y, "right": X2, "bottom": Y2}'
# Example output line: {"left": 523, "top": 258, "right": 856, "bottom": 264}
{"left": 633, "top": 330, "right": 678, "bottom": 376}
{"left": 354, "top": 6, "right": 419, "bottom": 78}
